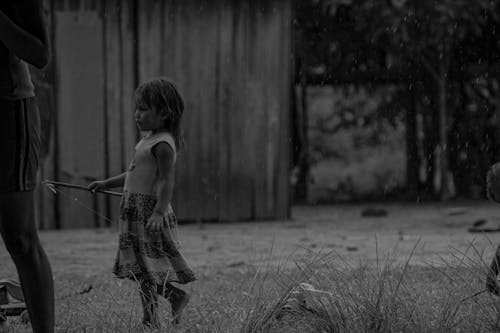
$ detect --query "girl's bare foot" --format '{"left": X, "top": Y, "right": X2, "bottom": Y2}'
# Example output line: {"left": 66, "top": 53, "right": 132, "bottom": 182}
{"left": 142, "top": 318, "right": 160, "bottom": 330}
{"left": 140, "top": 281, "right": 160, "bottom": 329}
{"left": 141, "top": 310, "right": 160, "bottom": 330}
{"left": 0, "top": 313, "right": 8, "bottom": 333}
{"left": 170, "top": 292, "right": 190, "bottom": 325}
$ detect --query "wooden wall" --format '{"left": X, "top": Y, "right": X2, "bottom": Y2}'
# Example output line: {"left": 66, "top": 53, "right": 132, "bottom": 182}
{"left": 38, "top": 0, "right": 293, "bottom": 228}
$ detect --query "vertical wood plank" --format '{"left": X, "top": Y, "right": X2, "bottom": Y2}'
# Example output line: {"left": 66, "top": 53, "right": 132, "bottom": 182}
{"left": 120, "top": 0, "right": 138, "bottom": 167}
{"left": 275, "top": 0, "right": 293, "bottom": 218}
{"left": 250, "top": 1, "right": 269, "bottom": 219}
{"left": 54, "top": 10, "right": 105, "bottom": 228}
{"left": 162, "top": 0, "right": 186, "bottom": 215}
{"left": 46, "top": 0, "right": 293, "bottom": 226}
{"left": 164, "top": 0, "right": 292, "bottom": 221}
{"left": 174, "top": 2, "right": 199, "bottom": 220}
{"left": 216, "top": 0, "right": 233, "bottom": 221}
{"left": 227, "top": 0, "right": 253, "bottom": 220}
{"left": 103, "top": 0, "right": 125, "bottom": 225}
{"left": 266, "top": 0, "right": 282, "bottom": 218}
{"left": 187, "top": 2, "right": 218, "bottom": 220}
{"left": 137, "top": 0, "right": 162, "bottom": 81}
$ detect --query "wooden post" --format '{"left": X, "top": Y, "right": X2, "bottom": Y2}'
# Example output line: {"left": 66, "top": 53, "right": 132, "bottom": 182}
{"left": 437, "top": 57, "right": 454, "bottom": 200}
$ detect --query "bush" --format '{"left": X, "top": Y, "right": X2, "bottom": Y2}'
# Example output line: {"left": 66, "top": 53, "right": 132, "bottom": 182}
{"left": 307, "top": 86, "right": 406, "bottom": 203}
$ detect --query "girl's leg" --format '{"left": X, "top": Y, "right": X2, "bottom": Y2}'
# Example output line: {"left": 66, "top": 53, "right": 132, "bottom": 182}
{"left": 156, "top": 282, "right": 190, "bottom": 324}
{"left": 139, "top": 280, "right": 159, "bottom": 328}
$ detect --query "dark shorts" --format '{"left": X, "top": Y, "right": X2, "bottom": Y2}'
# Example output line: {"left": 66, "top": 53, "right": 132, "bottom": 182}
{"left": 0, "top": 98, "right": 40, "bottom": 192}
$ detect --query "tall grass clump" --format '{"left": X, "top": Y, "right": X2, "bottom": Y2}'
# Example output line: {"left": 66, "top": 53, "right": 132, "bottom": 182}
{"left": 246, "top": 240, "right": 500, "bottom": 333}
{"left": 6, "top": 241, "right": 500, "bottom": 332}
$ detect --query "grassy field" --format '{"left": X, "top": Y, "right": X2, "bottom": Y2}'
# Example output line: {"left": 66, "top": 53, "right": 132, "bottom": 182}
{"left": 2, "top": 202, "right": 500, "bottom": 332}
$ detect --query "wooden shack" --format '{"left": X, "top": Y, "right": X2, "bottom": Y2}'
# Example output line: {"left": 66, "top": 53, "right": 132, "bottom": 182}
{"left": 35, "top": 0, "right": 293, "bottom": 229}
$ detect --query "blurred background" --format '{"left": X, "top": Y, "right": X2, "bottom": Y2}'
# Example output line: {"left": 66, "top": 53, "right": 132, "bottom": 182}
{"left": 293, "top": 0, "right": 500, "bottom": 205}
{"left": 31, "top": 0, "right": 500, "bottom": 228}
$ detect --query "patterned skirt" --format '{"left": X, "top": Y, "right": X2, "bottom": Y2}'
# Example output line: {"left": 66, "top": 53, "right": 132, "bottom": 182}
{"left": 113, "top": 191, "right": 196, "bottom": 285}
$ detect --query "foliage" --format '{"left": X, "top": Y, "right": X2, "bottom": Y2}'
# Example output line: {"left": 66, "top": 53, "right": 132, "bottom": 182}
{"left": 295, "top": 0, "right": 500, "bottom": 200}
{"left": 305, "top": 84, "right": 407, "bottom": 202}
{"left": 296, "top": 0, "right": 500, "bottom": 79}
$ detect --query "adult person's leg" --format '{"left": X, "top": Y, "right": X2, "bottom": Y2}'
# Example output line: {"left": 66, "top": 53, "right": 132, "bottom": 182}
{"left": 0, "top": 191, "right": 55, "bottom": 332}
{"left": 0, "top": 0, "right": 54, "bottom": 330}
{"left": 0, "top": 192, "right": 55, "bottom": 333}
{"left": 0, "top": 98, "right": 54, "bottom": 333}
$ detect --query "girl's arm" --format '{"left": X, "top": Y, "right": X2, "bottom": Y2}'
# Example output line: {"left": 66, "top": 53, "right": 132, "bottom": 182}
{"left": 152, "top": 143, "right": 175, "bottom": 214}
{"left": 88, "top": 172, "right": 127, "bottom": 192}
{"left": 146, "top": 143, "right": 175, "bottom": 233}
{"left": 104, "top": 172, "right": 127, "bottom": 189}
{"left": 0, "top": 0, "right": 49, "bottom": 69}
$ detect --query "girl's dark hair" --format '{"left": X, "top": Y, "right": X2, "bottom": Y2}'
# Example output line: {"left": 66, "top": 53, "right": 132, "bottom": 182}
{"left": 134, "top": 77, "right": 184, "bottom": 149}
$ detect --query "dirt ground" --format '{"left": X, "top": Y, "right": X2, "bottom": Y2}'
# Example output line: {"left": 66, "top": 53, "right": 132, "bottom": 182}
{"left": 1, "top": 201, "right": 500, "bottom": 278}
{"left": 2, "top": 201, "right": 500, "bottom": 332}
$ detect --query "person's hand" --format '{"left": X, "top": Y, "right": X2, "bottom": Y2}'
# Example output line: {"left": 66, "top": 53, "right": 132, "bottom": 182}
{"left": 146, "top": 212, "right": 165, "bottom": 233}
{"left": 87, "top": 180, "right": 107, "bottom": 193}
{"left": 486, "top": 272, "right": 499, "bottom": 295}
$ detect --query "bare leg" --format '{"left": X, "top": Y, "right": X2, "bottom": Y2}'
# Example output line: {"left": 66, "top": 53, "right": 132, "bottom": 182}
{"left": 157, "top": 282, "right": 190, "bottom": 324}
{"left": 139, "top": 280, "right": 159, "bottom": 328}
{"left": 0, "top": 191, "right": 54, "bottom": 333}
{"left": 487, "top": 244, "right": 500, "bottom": 295}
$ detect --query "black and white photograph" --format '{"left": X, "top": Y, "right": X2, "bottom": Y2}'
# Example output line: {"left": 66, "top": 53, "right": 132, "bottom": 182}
{"left": 1, "top": 0, "right": 500, "bottom": 332}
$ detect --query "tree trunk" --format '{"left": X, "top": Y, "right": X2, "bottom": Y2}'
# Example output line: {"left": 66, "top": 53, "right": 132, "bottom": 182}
{"left": 422, "top": 92, "right": 438, "bottom": 198}
{"left": 448, "top": 82, "right": 468, "bottom": 197}
{"left": 437, "top": 61, "right": 454, "bottom": 200}
{"left": 405, "top": 87, "right": 419, "bottom": 198}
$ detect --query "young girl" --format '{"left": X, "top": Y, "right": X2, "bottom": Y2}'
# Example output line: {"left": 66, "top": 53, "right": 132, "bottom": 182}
{"left": 88, "top": 77, "right": 195, "bottom": 328}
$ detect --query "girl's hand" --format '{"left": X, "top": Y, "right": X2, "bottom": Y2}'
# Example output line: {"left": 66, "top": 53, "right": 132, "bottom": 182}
{"left": 146, "top": 212, "right": 165, "bottom": 233}
{"left": 87, "top": 180, "right": 107, "bottom": 193}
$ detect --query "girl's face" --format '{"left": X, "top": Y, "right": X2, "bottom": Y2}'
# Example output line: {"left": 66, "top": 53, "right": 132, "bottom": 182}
{"left": 134, "top": 103, "right": 165, "bottom": 131}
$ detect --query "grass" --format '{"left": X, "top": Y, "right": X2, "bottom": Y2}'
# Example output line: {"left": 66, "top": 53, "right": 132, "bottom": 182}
{"left": 3, "top": 244, "right": 500, "bottom": 332}
{"left": 279, "top": 245, "right": 499, "bottom": 333}
{"left": 2, "top": 203, "right": 500, "bottom": 332}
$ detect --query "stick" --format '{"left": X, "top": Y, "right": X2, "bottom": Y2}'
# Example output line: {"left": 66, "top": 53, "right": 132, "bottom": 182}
{"left": 42, "top": 180, "right": 122, "bottom": 197}
{"left": 460, "top": 289, "right": 488, "bottom": 303}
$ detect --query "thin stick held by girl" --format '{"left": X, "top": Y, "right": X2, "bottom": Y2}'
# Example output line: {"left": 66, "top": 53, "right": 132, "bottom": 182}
{"left": 88, "top": 77, "right": 195, "bottom": 328}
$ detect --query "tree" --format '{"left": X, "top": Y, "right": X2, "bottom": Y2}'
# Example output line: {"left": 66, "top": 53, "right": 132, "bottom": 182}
{"left": 295, "top": 0, "right": 500, "bottom": 200}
